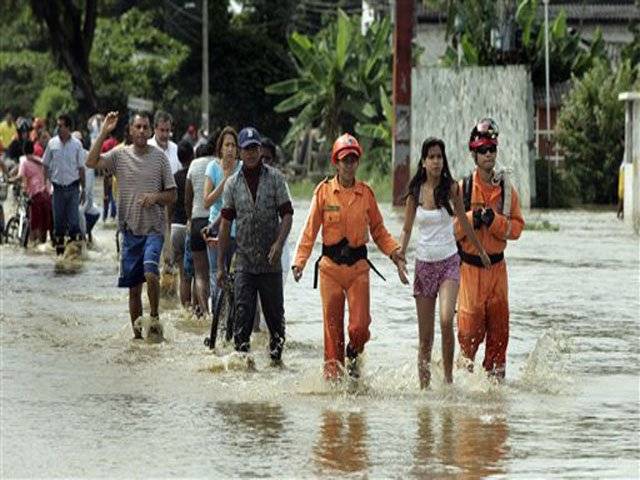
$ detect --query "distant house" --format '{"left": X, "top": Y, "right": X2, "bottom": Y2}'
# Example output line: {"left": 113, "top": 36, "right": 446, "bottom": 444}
{"left": 414, "top": 0, "right": 640, "bottom": 163}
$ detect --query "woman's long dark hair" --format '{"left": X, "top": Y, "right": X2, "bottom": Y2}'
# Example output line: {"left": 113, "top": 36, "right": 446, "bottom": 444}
{"left": 406, "top": 137, "right": 454, "bottom": 215}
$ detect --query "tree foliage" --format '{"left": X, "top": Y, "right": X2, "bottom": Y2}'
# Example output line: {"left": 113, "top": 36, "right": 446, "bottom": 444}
{"left": 29, "top": 0, "right": 99, "bottom": 114}
{"left": 555, "top": 60, "right": 638, "bottom": 204}
{"left": 157, "top": 0, "right": 296, "bottom": 141}
{"left": 266, "top": 11, "right": 393, "bottom": 172}
{"left": 0, "top": 51, "right": 57, "bottom": 117}
{"left": 432, "top": 0, "right": 607, "bottom": 87}
{"left": 89, "top": 8, "right": 189, "bottom": 113}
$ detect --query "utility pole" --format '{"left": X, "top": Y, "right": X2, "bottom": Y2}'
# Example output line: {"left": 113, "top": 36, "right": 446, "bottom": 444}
{"left": 202, "top": 0, "right": 210, "bottom": 135}
{"left": 392, "top": 0, "right": 413, "bottom": 206}
{"left": 543, "top": 0, "right": 551, "bottom": 207}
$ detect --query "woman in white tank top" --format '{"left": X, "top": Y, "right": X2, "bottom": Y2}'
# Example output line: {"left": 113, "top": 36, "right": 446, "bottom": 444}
{"left": 397, "top": 137, "right": 489, "bottom": 389}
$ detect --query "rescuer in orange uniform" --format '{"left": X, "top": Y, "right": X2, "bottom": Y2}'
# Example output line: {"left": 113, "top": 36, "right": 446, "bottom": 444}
{"left": 454, "top": 118, "right": 524, "bottom": 379}
{"left": 292, "top": 133, "right": 405, "bottom": 380}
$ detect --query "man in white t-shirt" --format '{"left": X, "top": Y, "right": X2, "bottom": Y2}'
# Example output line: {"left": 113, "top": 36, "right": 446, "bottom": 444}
{"left": 148, "top": 110, "right": 181, "bottom": 278}
{"left": 148, "top": 110, "right": 180, "bottom": 175}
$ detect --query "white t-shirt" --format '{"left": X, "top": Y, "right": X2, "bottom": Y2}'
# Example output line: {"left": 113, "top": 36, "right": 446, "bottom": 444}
{"left": 148, "top": 136, "right": 180, "bottom": 174}
{"left": 187, "top": 156, "right": 214, "bottom": 219}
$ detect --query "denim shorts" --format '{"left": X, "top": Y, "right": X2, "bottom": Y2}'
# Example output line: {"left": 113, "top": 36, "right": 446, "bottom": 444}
{"left": 118, "top": 231, "right": 164, "bottom": 288}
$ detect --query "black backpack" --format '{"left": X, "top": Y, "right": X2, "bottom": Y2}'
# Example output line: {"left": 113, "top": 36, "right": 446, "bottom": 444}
{"left": 462, "top": 172, "right": 505, "bottom": 213}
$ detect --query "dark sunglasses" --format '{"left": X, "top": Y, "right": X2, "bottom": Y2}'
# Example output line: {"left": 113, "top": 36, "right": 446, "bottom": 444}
{"left": 476, "top": 145, "right": 497, "bottom": 155}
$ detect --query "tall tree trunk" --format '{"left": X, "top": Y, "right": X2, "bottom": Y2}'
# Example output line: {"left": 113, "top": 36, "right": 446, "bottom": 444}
{"left": 30, "top": 0, "right": 98, "bottom": 117}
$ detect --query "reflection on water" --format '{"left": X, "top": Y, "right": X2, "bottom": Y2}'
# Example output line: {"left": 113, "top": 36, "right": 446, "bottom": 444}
{"left": 412, "top": 406, "right": 508, "bottom": 479}
{"left": 215, "top": 402, "right": 286, "bottom": 442}
{"left": 313, "top": 409, "right": 369, "bottom": 474}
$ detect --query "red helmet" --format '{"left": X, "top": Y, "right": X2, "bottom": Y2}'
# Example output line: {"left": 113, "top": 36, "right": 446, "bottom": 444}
{"left": 469, "top": 118, "right": 499, "bottom": 151}
{"left": 331, "top": 133, "right": 362, "bottom": 164}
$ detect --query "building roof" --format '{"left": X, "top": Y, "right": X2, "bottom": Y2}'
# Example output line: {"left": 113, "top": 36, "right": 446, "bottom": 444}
{"left": 416, "top": 1, "right": 640, "bottom": 24}
{"left": 548, "top": 2, "right": 640, "bottom": 23}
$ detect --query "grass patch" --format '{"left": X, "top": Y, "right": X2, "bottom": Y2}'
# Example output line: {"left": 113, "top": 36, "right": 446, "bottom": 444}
{"left": 289, "top": 172, "right": 394, "bottom": 202}
{"left": 525, "top": 219, "right": 560, "bottom": 231}
{"left": 288, "top": 178, "right": 317, "bottom": 199}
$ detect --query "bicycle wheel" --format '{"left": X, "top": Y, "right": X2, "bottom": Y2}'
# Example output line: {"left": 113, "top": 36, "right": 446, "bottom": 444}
{"left": 19, "top": 219, "right": 29, "bottom": 248}
{"left": 205, "top": 288, "right": 226, "bottom": 349}
{"left": 4, "top": 216, "right": 18, "bottom": 244}
{"left": 224, "top": 282, "right": 235, "bottom": 343}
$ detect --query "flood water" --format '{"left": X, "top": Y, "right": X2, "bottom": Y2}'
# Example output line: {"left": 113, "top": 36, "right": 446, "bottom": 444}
{"left": 1, "top": 197, "right": 639, "bottom": 478}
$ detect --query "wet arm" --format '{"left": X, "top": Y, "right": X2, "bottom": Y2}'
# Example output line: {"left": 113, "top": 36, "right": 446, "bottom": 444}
{"left": 203, "top": 175, "right": 227, "bottom": 209}
{"left": 216, "top": 218, "right": 231, "bottom": 272}
{"left": 452, "top": 182, "right": 473, "bottom": 241}
{"left": 368, "top": 192, "right": 400, "bottom": 256}
{"left": 399, "top": 195, "right": 417, "bottom": 256}
{"left": 154, "top": 188, "right": 176, "bottom": 207}
{"left": 275, "top": 211, "right": 293, "bottom": 248}
{"left": 185, "top": 179, "right": 194, "bottom": 221}
{"left": 85, "top": 133, "right": 109, "bottom": 170}
{"left": 293, "top": 191, "right": 323, "bottom": 271}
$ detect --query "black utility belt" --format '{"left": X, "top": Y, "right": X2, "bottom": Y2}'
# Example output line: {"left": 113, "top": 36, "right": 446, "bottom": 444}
{"left": 459, "top": 250, "right": 504, "bottom": 268}
{"left": 313, "top": 238, "right": 385, "bottom": 288}
{"left": 322, "top": 241, "right": 368, "bottom": 266}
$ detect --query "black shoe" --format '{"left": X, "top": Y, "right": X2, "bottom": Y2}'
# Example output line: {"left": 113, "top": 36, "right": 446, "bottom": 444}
{"left": 270, "top": 357, "right": 284, "bottom": 368}
{"left": 346, "top": 344, "right": 360, "bottom": 379}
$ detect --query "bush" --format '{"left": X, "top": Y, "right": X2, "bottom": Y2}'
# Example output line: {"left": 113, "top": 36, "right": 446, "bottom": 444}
{"left": 533, "top": 157, "right": 578, "bottom": 208}
{"left": 0, "top": 51, "right": 55, "bottom": 115}
{"left": 556, "top": 59, "right": 638, "bottom": 204}
{"left": 33, "top": 85, "right": 78, "bottom": 120}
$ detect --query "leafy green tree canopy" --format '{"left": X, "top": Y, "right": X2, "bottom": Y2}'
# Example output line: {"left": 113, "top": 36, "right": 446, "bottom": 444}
{"left": 90, "top": 8, "right": 189, "bottom": 113}
{"left": 556, "top": 59, "right": 638, "bottom": 204}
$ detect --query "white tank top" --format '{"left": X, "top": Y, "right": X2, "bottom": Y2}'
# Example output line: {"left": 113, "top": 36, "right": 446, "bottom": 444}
{"left": 415, "top": 206, "right": 458, "bottom": 262}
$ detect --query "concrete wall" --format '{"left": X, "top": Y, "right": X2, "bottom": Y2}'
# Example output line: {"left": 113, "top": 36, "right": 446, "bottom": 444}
{"left": 411, "top": 65, "right": 534, "bottom": 208}
{"left": 619, "top": 92, "right": 640, "bottom": 234}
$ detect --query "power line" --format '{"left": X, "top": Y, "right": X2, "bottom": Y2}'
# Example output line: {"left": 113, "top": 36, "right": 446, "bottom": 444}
{"left": 165, "top": 0, "right": 203, "bottom": 24}
{"left": 166, "top": 15, "right": 200, "bottom": 43}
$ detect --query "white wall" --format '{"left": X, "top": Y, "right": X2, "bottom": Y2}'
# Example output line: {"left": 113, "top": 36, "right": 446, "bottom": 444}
{"left": 411, "top": 65, "right": 534, "bottom": 208}
{"left": 620, "top": 94, "right": 640, "bottom": 234}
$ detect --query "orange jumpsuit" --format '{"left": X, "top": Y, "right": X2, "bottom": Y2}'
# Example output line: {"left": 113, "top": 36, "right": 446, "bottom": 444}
{"left": 454, "top": 170, "right": 524, "bottom": 377}
{"left": 294, "top": 177, "right": 400, "bottom": 378}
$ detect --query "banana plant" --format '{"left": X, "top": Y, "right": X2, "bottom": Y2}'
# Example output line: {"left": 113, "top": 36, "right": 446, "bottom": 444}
{"left": 265, "top": 9, "right": 392, "bottom": 168}
{"left": 435, "top": 0, "right": 607, "bottom": 86}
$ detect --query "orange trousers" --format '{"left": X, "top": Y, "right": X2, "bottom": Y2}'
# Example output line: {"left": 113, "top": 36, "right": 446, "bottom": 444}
{"left": 319, "top": 258, "right": 371, "bottom": 379}
{"left": 457, "top": 261, "right": 509, "bottom": 376}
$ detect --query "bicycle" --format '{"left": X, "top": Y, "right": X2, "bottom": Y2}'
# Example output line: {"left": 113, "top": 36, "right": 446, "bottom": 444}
{"left": 204, "top": 255, "right": 236, "bottom": 350}
{"left": 4, "top": 189, "right": 30, "bottom": 248}
{"left": 0, "top": 174, "right": 8, "bottom": 243}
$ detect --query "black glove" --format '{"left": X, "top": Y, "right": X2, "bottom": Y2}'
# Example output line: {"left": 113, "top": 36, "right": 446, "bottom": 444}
{"left": 481, "top": 208, "right": 495, "bottom": 227}
{"left": 472, "top": 209, "right": 483, "bottom": 229}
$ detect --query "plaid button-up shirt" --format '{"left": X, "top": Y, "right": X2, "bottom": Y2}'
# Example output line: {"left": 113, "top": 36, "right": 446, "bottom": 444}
{"left": 222, "top": 164, "right": 292, "bottom": 273}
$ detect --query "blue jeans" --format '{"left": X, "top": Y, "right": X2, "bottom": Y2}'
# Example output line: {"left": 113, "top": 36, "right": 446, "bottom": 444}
{"left": 85, "top": 211, "right": 100, "bottom": 236}
{"left": 118, "top": 231, "right": 164, "bottom": 288}
{"left": 103, "top": 189, "right": 116, "bottom": 220}
{"left": 52, "top": 181, "right": 81, "bottom": 241}
{"left": 207, "top": 237, "right": 237, "bottom": 301}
